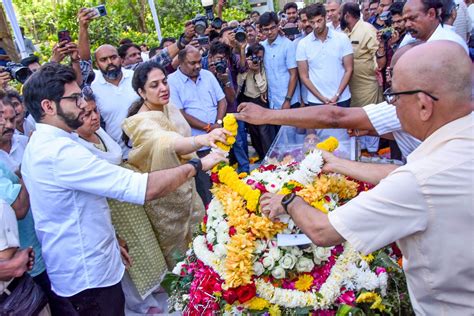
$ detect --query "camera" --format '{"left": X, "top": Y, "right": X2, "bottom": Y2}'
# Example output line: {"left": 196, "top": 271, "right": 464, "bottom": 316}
{"left": 91, "top": 4, "right": 107, "bottom": 18}
{"left": 211, "top": 17, "right": 223, "bottom": 29}
{"left": 192, "top": 14, "right": 208, "bottom": 35}
{"left": 380, "top": 27, "right": 394, "bottom": 42}
{"left": 233, "top": 26, "right": 247, "bottom": 43}
{"left": 251, "top": 55, "right": 262, "bottom": 64}
{"left": 214, "top": 60, "right": 227, "bottom": 74}
{"left": 4, "top": 62, "right": 32, "bottom": 84}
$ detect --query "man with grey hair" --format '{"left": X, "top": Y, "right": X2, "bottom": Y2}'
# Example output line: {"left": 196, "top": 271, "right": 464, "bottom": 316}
{"left": 326, "top": 0, "right": 342, "bottom": 32}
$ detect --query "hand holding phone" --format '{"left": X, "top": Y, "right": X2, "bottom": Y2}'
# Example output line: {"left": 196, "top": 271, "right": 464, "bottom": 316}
{"left": 58, "top": 30, "right": 71, "bottom": 44}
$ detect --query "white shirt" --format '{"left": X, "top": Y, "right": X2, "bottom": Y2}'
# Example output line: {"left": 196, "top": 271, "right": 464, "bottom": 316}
{"left": 469, "top": 4, "right": 474, "bottom": 31}
{"left": 296, "top": 28, "right": 353, "bottom": 103}
{"left": 21, "top": 123, "right": 148, "bottom": 297}
{"left": 0, "top": 199, "right": 20, "bottom": 294}
{"left": 329, "top": 113, "right": 474, "bottom": 315}
{"left": 453, "top": 0, "right": 472, "bottom": 42}
{"left": 363, "top": 102, "right": 421, "bottom": 159}
{"left": 400, "top": 24, "right": 469, "bottom": 54}
{"left": 91, "top": 68, "right": 139, "bottom": 158}
{"left": 327, "top": 21, "right": 342, "bottom": 33}
{"left": 14, "top": 115, "right": 36, "bottom": 137}
{"left": 0, "top": 134, "right": 29, "bottom": 172}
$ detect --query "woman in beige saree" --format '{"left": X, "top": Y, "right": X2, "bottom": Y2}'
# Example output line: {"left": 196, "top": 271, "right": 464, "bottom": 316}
{"left": 122, "top": 61, "right": 228, "bottom": 269}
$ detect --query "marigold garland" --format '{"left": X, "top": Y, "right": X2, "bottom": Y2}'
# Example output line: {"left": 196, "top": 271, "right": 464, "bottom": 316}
{"left": 316, "top": 136, "right": 339, "bottom": 152}
{"left": 245, "top": 297, "right": 270, "bottom": 310}
{"left": 217, "top": 166, "right": 260, "bottom": 212}
{"left": 224, "top": 232, "right": 255, "bottom": 288}
{"left": 216, "top": 114, "right": 238, "bottom": 152}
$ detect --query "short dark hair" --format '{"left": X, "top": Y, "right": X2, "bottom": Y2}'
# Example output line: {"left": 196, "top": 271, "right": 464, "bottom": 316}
{"left": 306, "top": 3, "right": 326, "bottom": 19}
{"left": 389, "top": 2, "right": 405, "bottom": 16}
{"left": 244, "top": 23, "right": 256, "bottom": 31}
{"left": 20, "top": 55, "right": 39, "bottom": 67}
{"left": 119, "top": 38, "right": 133, "bottom": 45}
{"left": 219, "top": 26, "right": 235, "bottom": 37}
{"left": 342, "top": 3, "right": 361, "bottom": 19}
{"left": 158, "top": 37, "right": 176, "bottom": 49}
{"left": 421, "top": 0, "right": 443, "bottom": 16}
{"left": 440, "top": 0, "right": 456, "bottom": 22}
{"left": 246, "top": 43, "right": 265, "bottom": 57}
{"left": 250, "top": 11, "right": 260, "bottom": 17}
{"left": 149, "top": 47, "right": 160, "bottom": 58}
{"left": 369, "top": 0, "right": 379, "bottom": 6}
{"left": 117, "top": 43, "right": 140, "bottom": 59}
{"left": 283, "top": 2, "right": 298, "bottom": 13}
{"left": 23, "top": 63, "right": 76, "bottom": 122}
{"left": 5, "top": 89, "right": 22, "bottom": 104}
{"left": 209, "top": 41, "right": 231, "bottom": 58}
{"left": 299, "top": 7, "right": 308, "bottom": 17}
{"left": 258, "top": 12, "right": 279, "bottom": 27}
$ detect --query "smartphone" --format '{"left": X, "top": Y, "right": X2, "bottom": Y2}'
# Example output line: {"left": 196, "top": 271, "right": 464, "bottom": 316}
{"left": 196, "top": 36, "right": 210, "bottom": 46}
{"left": 58, "top": 30, "right": 71, "bottom": 44}
{"left": 91, "top": 4, "right": 107, "bottom": 18}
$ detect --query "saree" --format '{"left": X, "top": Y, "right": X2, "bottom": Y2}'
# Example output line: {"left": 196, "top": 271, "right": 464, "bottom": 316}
{"left": 122, "top": 103, "right": 205, "bottom": 269}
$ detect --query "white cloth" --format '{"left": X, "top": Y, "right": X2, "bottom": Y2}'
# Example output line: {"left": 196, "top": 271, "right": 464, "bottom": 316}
{"left": 0, "top": 199, "right": 20, "bottom": 294}
{"left": 21, "top": 123, "right": 148, "bottom": 297}
{"left": 329, "top": 113, "right": 474, "bottom": 315}
{"left": 74, "top": 128, "right": 123, "bottom": 165}
{"left": 296, "top": 28, "right": 353, "bottom": 104}
{"left": 91, "top": 68, "right": 139, "bottom": 159}
{"left": 400, "top": 24, "right": 469, "bottom": 53}
{"left": 14, "top": 115, "right": 36, "bottom": 137}
{"left": 453, "top": 0, "right": 472, "bottom": 42}
{"left": 327, "top": 21, "right": 342, "bottom": 33}
{"left": 0, "top": 134, "right": 28, "bottom": 172}
{"left": 469, "top": 4, "right": 474, "bottom": 31}
{"left": 363, "top": 102, "right": 421, "bottom": 159}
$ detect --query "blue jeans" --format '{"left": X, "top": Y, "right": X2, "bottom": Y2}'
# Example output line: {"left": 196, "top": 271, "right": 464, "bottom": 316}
{"left": 231, "top": 120, "right": 249, "bottom": 173}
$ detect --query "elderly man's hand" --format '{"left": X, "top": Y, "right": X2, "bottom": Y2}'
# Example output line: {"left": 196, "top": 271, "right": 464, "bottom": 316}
{"left": 260, "top": 192, "right": 286, "bottom": 220}
{"left": 201, "top": 151, "right": 228, "bottom": 171}
{"left": 235, "top": 102, "right": 270, "bottom": 125}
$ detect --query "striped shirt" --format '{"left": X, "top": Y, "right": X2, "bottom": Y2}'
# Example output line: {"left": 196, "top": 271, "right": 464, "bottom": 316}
{"left": 363, "top": 102, "right": 421, "bottom": 159}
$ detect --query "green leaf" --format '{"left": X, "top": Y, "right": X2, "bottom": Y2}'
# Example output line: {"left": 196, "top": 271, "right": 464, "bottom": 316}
{"left": 160, "top": 273, "right": 181, "bottom": 295}
{"left": 336, "top": 304, "right": 366, "bottom": 316}
{"left": 373, "top": 252, "right": 401, "bottom": 273}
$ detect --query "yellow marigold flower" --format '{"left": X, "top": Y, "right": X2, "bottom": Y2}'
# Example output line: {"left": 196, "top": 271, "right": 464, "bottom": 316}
{"left": 370, "top": 295, "right": 386, "bottom": 312}
{"left": 356, "top": 292, "right": 379, "bottom": 304}
{"left": 227, "top": 136, "right": 236, "bottom": 145}
{"left": 362, "top": 253, "right": 374, "bottom": 263}
{"left": 316, "top": 136, "right": 339, "bottom": 152}
{"left": 269, "top": 304, "right": 282, "bottom": 316}
{"left": 310, "top": 200, "right": 328, "bottom": 214}
{"left": 246, "top": 297, "right": 270, "bottom": 310}
{"left": 225, "top": 233, "right": 255, "bottom": 288}
{"left": 294, "top": 274, "right": 314, "bottom": 291}
{"left": 224, "top": 304, "right": 233, "bottom": 311}
{"left": 201, "top": 222, "right": 206, "bottom": 233}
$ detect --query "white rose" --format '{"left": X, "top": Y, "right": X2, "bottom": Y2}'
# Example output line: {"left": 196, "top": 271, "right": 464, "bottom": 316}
{"left": 172, "top": 261, "right": 185, "bottom": 275}
{"left": 206, "top": 230, "right": 216, "bottom": 244}
{"left": 268, "top": 247, "right": 282, "bottom": 261}
{"left": 262, "top": 255, "right": 275, "bottom": 270}
{"left": 296, "top": 257, "right": 315, "bottom": 273}
{"left": 313, "top": 247, "right": 331, "bottom": 265}
{"left": 279, "top": 253, "right": 297, "bottom": 270}
{"left": 253, "top": 261, "right": 265, "bottom": 276}
{"left": 255, "top": 239, "right": 267, "bottom": 254}
{"left": 271, "top": 266, "right": 286, "bottom": 279}
{"left": 214, "top": 243, "right": 228, "bottom": 257}
{"left": 290, "top": 247, "right": 303, "bottom": 257}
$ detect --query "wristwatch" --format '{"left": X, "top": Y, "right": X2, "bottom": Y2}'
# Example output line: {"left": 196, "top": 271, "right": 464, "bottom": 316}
{"left": 284, "top": 95, "right": 292, "bottom": 102}
{"left": 216, "top": 119, "right": 223, "bottom": 127}
{"left": 186, "top": 158, "right": 202, "bottom": 176}
{"left": 281, "top": 192, "right": 297, "bottom": 214}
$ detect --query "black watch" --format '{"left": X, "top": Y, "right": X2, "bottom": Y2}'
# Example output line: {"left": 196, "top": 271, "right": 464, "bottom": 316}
{"left": 186, "top": 158, "right": 202, "bottom": 176}
{"left": 281, "top": 192, "right": 297, "bottom": 214}
{"left": 284, "top": 95, "right": 292, "bottom": 102}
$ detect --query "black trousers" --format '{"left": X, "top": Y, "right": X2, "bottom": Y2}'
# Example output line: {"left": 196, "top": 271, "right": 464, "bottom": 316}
{"left": 196, "top": 149, "right": 212, "bottom": 206}
{"left": 53, "top": 282, "right": 125, "bottom": 316}
{"left": 33, "top": 270, "right": 71, "bottom": 316}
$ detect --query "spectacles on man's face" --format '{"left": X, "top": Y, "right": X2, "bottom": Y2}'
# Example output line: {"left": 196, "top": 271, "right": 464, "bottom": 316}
{"left": 59, "top": 92, "right": 86, "bottom": 108}
{"left": 261, "top": 25, "right": 278, "bottom": 33}
{"left": 383, "top": 88, "right": 439, "bottom": 104}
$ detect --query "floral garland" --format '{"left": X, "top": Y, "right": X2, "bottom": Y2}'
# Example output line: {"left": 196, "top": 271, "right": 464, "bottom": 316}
{"left": 216, "top": 114, "right": 238, "bottom": 152}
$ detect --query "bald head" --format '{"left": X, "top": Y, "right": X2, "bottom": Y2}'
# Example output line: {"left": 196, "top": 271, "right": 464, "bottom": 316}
{"left": 392, "top": 41, "right": 472, "bottom": 140}
{"left": 94, "top": 44, "right": 122, "bottom": 81}
{"left": 94, "top": 44, "right": 118, "bottom": 61}
{"left": 178, "top": 46, "right": 202, "bottom": 79}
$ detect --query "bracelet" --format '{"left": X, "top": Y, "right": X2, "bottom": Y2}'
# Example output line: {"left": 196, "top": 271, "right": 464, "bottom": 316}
{"left": 191, "top": 136, "right": 199, "bottom": 150}
{"left": 376, "top": 51, "right": 386, "bottom": 59}
{"left": 203, "top": 123, "right": 212, "bottom": 133}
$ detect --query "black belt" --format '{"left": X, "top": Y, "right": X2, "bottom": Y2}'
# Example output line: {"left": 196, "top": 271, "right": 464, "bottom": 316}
{"left": 0, "top": 275, "right": 24, "bottom": 303}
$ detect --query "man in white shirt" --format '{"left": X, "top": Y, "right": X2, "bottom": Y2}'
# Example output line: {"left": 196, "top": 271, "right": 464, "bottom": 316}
{"left": 326, "top": 0, "right": 342, "bottom": 32}
{"left": 400, "top": 0, "right": 469, "bottom": 52}
{"left": 21, "top": 63, "right": 226, "bottom": 314}
{"left": 91, "top": 45, "right": 138, "bottom": 158}
{"left": 0, "top": 100, "right": 28, "bottom": 172}
{"left": 261, "top": 41, "right": 474, "bottom": 315}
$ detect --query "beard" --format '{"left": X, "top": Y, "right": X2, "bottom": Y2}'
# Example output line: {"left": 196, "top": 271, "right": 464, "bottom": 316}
{"left": 340, "top": 17, "right": 348, "bottom": 31}
{"left": 100, "top": 64, "right": 122, "bottom": 80}
{"left": 57, "top": 104, "right": 84, "bottom": 130}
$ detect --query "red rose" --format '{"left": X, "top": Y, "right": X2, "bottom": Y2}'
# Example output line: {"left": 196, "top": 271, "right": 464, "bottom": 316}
{"left": 222, "top": 288, "right": 238, "bottom": 304}
{"left": 229, "top": 226, "right": 237, "bottom": 236}
{"left": 210, "top": 172, "right": 220, "bottom": 184}
{"left": 235, "top": 283, "right": 256, "bottom": 303}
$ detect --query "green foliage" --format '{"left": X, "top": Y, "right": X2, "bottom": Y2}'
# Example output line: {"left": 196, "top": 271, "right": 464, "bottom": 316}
{"left": 12, "top": 0, "right": 250, "bottom": 60}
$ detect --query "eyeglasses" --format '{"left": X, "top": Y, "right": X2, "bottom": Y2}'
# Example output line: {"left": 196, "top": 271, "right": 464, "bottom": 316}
{"left": 59, "top": 92, "right": 85, "bottom": 108}
{"left": 261, "top": 25, "right": 278, "bottom": 33}
{"left": 383, "top": 88, "right": 439, "bottom": 104}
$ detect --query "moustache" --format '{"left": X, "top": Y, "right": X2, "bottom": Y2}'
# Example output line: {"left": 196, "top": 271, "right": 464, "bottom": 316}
{"left": 407, "top": 28, "right": 417, "bottom": 35}
{"left": 2, "top": 128, "right": 14, "bottom": 135}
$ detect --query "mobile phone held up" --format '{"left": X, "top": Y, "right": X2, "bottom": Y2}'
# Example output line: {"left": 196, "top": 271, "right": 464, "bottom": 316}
{"left": 92, "top": 5, "right": 107, "bottom": 18}
{"left": 58, "top": 30, "right": 71, "bottom": 44}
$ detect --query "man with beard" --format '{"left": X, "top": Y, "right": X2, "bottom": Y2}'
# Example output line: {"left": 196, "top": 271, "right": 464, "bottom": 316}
{"left": 20, "top": 63, "right": 227, "bottom": 314}
{"left": 399, "top": 0, "right": 468, "bottom": 52}
{"left": 91, "top": 44, "right": 138, "bottom": 158}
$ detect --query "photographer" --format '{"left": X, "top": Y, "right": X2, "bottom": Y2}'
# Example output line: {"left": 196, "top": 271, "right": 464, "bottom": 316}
{"left": 205, "top": 41, "right": 249, "bottom": 173}
{"left": 237, "top": 43, "right": 274, "bottom": 161}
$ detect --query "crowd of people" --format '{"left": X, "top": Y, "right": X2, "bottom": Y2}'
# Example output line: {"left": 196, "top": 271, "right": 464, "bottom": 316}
{"left": 0, "top": 0, "right": 472, "bottom": 315}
